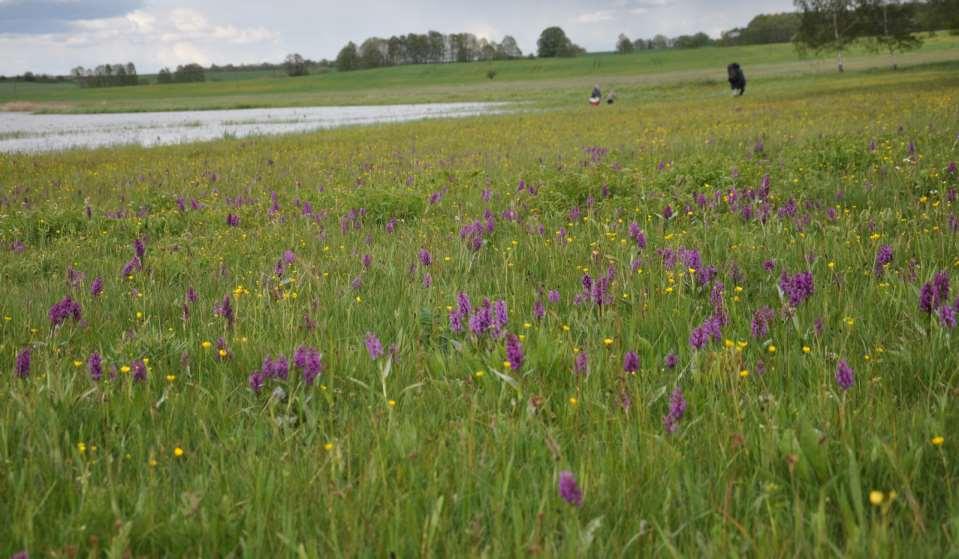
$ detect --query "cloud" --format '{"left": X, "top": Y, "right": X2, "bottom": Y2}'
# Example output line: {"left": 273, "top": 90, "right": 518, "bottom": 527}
{"left": 465, "top": 23, "right": 499, "bottom": 42}
{"left": 0, "top": 0, "right": 144, "bottom": 33}
{"left": 575, "top": 10, "right": 615, "bottom": 24}
{"left": 161, "top": 9, "right": 274, "bottom": 45}
{"left": 158, "top": 42, "right": 211, "bottom": 68}
{"left": 0, "top": 7, "right": 277, "bottom": 72}
{"left": 611, "top": 0, "right": 674, "bottom": 8}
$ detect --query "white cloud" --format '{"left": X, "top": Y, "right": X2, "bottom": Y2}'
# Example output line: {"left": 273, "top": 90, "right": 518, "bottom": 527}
{"left": 465, "top": 23, "right": 499, "bottom": 42}
{"left": 0, "top": 7, "right": 277, "bottom": 72}
{"left": 575, "top": 10, "right": 615, "bottom": 24}
{"left": 126, "top": 10, "right": 155, "bottom": 33}
{"left": 158, "top": 41, "right": 210, "bottom": 67}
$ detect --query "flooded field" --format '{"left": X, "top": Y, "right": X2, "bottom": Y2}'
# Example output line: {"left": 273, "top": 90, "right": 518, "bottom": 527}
{"left": 0, "top": 102, "right": 505, "bottom": 153}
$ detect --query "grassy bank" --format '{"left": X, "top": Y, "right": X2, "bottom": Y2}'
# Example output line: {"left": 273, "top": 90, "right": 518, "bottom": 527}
{"left": 1, "top": 34, "right": 958, "bottom": 113}
{"left": 1, "top": 57, "right": 958, "bottom": 556}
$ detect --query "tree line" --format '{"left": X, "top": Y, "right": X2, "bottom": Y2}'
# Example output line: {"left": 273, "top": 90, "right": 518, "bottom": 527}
{"left": 615, "top": 0, "right": 958, "bottom": 54}
{"left": 156, "top": 64, "right": 207, "bottom": 84}
{"left": 333, "top": 31, "right": 525, "bottom": 72}
{"left": 8, "top": 1, "right": 956, "bottom": 85}
{"left": 69, "top": 63, "right": 139, "bottom": 88}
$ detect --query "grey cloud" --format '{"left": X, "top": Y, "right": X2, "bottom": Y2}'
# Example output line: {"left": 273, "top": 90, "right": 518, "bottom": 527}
{"left": 0, "top": 0, "right": 144, "bottom": 33}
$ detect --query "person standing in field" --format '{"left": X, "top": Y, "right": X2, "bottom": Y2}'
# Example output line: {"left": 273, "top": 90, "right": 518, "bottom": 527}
{"left": 589, "top": 84, "right": 602, "bottom": 106}
{"left": 727, "top": 63, "right": 746, "bottom": 96}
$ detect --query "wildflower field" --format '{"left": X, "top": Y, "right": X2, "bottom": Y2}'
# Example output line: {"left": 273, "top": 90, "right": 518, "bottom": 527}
{"left": 2, "top": 60, "right": 959, "bottom": 556}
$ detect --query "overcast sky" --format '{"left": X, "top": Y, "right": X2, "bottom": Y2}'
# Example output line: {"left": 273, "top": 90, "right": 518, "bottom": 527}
{"left": 0, "top": 0, "right": 795, "bottom": 75}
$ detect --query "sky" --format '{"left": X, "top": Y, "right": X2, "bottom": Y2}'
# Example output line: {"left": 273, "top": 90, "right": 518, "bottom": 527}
{"left": 0, "top": 0, "right": 795, "bottom": 75}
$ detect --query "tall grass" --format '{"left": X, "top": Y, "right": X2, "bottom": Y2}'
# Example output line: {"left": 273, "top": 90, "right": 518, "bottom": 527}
{"left": 1, "top": 63, "right": 958, "bottom": 556}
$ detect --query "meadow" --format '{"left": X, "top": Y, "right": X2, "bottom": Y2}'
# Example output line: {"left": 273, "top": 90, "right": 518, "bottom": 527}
{"left": 1, "top": 51, "right": 959, "bottom": 556}
{"left": 2, "top": 34, "right": 959, "bottom": 113}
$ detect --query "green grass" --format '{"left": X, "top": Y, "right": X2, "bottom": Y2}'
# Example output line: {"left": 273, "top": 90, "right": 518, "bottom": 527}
{"left": 1, "top": 54, "right": 959, "bottom": 557}
{"left": 2, "top": 34, "right": 958, "bottom": 113}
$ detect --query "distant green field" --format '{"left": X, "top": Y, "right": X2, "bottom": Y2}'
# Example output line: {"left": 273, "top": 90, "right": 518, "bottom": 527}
{"left": 2, "top": 34, "right": 958, "bottom": 113}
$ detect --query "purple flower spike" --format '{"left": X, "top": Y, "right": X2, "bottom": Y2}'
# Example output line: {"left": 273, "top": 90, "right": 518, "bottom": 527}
{"left": 751, "top": 307, "right": 776, "bottom": 340}
{"left": 835, "top": 360, "right": 854, "bottom": 391}
{"left": 216, "top": 295, "right": 235, "bottom": 328}
{"left": 662, "top": 386, "right": 687, "bottom": 434}
{"left": 418, "top": 248, "right": 432, "bottom": 267}
{"left": 557, "top": 471, "right": 583, "bottom": 507}
{"left": 874, "top": 245, "right": 893, "bottom": 278}
{"left": 121, "top": 256, "right": 141, "bottom": 277}
{"left": 493, "top": 300, "right": 508, "bottom": 332}
{"left": 365, "top": 332, "right": 384, "bottom": 360}
{"left": 294, "top": 346, "right": 324, "bottom": 385}
{"left": 15, "top": 348, "right": 31, "bottom": 379}
{"left": 448, "top": 309, "right": 464, "bottom": 333}
{"left": 623, "top": 351, "right": 639, "bottom": 374}
{"left": 664, "top": 353, "right": 678, "bottom": 370}
{"left": 628, "top": 222, "right": 647, "bottom": 249}
{"left": 574, "top": 351, "right": 588, "bottom": 376}
{"left": 919, "top": 272, "right": 950, "bottom": 314}
{"left": 88, "top": 352, "right": 103, "bottom": 382}
{"left": 49, "top": 296, "right": 82, "bottom": 327}
{"left": 938, "top": 305, "right": 957, "bottom": 329}
{"left": 505, "top": 333, "right": 524, "bottom": 371}
{"left": 779, "top": 270, "right": 815, "bottom": 307}
{"left": 90, "top": 277, "right": 104, "bottom": 297}
{"left": 131, "top": 359, "right": 147, "bottom": 383}
{"left": 249, "top": 371, "right": 265, "bottom": 393}
{"left": 533, "top": 300, "right": 545, "bottom": 320}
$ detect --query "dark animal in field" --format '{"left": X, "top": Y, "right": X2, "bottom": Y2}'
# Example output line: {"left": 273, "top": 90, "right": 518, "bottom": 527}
{"left": 727, "top": 63, "right": 746, "bottom": 96}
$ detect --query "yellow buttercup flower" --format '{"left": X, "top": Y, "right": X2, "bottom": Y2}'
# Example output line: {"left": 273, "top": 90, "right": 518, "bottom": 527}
{"left": 931, "top": 436, "right": 944, "bottom": 446}
{"left": 869, "top": 491, "right": 883, "bottom": 506}
{"left": 173, "top": 447, "right": 185, "bottom": 458}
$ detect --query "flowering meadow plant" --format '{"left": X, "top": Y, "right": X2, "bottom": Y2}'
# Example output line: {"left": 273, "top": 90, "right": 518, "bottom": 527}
{"left": 1, "top": 61, "right": 958, "bottom": 556}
